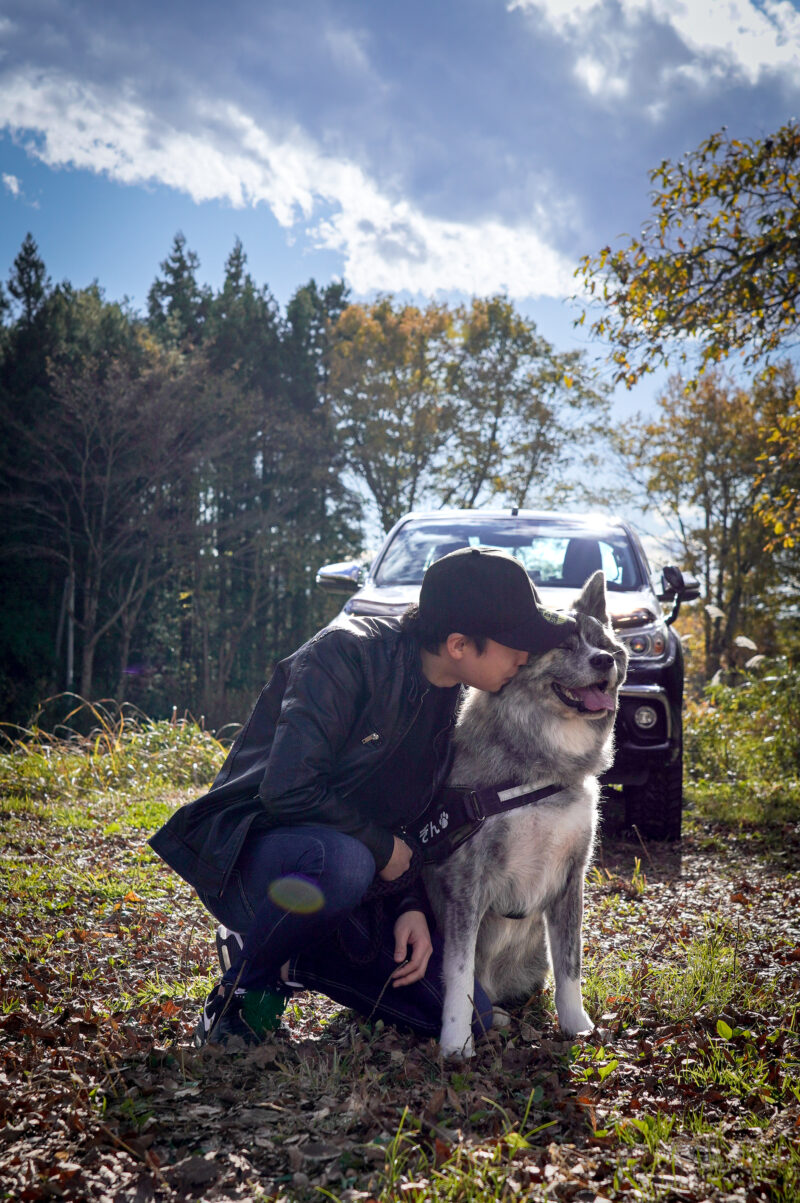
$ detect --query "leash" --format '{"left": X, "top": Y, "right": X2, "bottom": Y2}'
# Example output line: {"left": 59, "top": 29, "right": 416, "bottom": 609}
{"left": 336, "top": 841, "right": 424, "bottom": 964}
{"left": 416, "top": 780, "right": 566, "bottom": 863}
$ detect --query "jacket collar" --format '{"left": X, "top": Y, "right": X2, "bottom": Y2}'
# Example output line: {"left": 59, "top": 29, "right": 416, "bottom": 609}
{"left": 402, "top": 632, "right": 428, "bottom": 703}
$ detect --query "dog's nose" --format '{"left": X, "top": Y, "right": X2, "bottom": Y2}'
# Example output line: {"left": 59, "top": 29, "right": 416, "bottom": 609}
{"left": 589, "top": 651, "right": 615, "bottom": 674}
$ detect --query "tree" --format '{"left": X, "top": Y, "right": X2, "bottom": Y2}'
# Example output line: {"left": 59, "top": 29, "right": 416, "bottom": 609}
{"left": 169, "top": 262, "right": 360, "bottom": 721}
{"left": 576, "top": 123, "right": 800, "bottom": 387}
{"left": 328, "top": 295, "right": 610, "bottom": 530}
{"left": 0, "top": 261, "right": 143, "bottom": 717}
{"left": 284, "top": 279, "right": 349, "bottom": 415}
{"left": 0, "top": 340, "right": 236, "bottom": 700}
{"left": 328, "top": 297, "right": 453, "bottom": 529}
{"left": 439, "top": 297, "right": 610, "bottom": 512}
{"left": 7, "top": 233, "right": 52, "bottom": 327}
{"left": 754, "top": 377, "right": 800, "bottom": 553}
{"left": 147, "top": 232, "right": 210, "bottom": 345}
{"left": 617, "top": 370, "right": 783, "bottom": 677}
{"left": 0, "top": 237, "right": 361, "bottom": 724}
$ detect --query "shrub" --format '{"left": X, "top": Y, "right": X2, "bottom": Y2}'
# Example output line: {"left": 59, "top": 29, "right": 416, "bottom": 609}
{"left": 685, "top": 657, "right": 800, "bottom": 785}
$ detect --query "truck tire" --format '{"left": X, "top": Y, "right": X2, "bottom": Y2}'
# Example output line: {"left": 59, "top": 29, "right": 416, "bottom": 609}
{"left": 624, "top": 753, "right": 683, "bottom": 841}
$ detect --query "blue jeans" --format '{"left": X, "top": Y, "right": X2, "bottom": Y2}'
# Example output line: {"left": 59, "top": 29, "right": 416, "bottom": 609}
{"left": 197, "top": 825, "right": 493, "bottom": 1041}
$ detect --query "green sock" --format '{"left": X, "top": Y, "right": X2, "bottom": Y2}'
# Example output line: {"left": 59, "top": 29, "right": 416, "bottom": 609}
{"left": 241, "top": 988, "right": 287, "bottom": 1036}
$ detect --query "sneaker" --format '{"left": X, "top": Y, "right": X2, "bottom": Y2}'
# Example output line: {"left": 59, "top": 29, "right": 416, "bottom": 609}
{"left": 194, "top": 981, "right": 256, "bottom": 1047}
{"left": 215, "top": 924, "right": 245, "bottom": 974}
{"left": 215, "top": 923, "right": 303, "bottom": 990}
{"left": 194, "top": 980, "right": 289, "bottom": 1048}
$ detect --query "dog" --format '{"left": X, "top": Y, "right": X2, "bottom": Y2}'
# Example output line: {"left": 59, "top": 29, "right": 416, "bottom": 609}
{"left": 423, "top": 569, "right": 628, "bottom": 1057}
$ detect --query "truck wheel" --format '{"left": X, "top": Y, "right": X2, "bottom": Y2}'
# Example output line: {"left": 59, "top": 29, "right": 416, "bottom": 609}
{"left": 624, "top": 753, "right": 683, "bottom": 841}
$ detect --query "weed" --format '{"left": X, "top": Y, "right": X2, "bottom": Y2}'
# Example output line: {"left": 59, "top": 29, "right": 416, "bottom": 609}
{"left": 589, "top": 855, "right": 647, "bottom": 897}
{"left": 0, "top": 696, "right": 225, "bottom": 813}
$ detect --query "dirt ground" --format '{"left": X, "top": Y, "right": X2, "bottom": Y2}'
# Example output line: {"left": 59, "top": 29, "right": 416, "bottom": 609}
{"left": 1, "top": 792, "right": 799, "bottom": 1201}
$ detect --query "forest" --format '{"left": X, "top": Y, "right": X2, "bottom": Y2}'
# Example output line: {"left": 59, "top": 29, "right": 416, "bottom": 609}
{"left": 0, "top": 231, "right": 611, "bottom": 726}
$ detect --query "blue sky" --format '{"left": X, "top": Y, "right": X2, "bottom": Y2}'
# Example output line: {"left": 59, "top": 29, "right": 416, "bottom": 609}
{"left": 1, "top": 0, "right": 799, "bottom": 426}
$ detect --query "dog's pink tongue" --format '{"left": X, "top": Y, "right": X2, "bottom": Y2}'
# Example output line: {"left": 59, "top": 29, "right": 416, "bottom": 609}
{"left": 575, "top": 686, "right": 615, "bottom": 711}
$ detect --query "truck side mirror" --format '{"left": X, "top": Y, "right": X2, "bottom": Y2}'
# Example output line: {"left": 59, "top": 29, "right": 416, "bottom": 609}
{"left": 660, "top": 565, "right": 701, "bottom": 625}
{"left": 659, "top": 565, "right": 701, "bottom": 602}
{"left": 315, "top": 560, "right": 365, "bottom": 595}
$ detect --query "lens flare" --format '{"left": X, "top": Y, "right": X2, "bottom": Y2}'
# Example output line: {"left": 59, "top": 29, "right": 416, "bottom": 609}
{"left": 267, "top": 875, "right": 325, "bottom": 914}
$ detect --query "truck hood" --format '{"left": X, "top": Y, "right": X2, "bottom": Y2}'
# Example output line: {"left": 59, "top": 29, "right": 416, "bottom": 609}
{"left": 347, "top": 582, "right": 660, "bottom": 627}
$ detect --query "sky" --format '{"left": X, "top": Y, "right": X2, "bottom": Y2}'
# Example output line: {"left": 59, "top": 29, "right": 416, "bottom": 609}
{"left": 1, "top": 0, "right": 799, "bottom": 436}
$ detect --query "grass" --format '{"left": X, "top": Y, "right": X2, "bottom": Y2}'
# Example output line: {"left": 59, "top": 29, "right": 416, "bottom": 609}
{"left": 0, "top": 695, "right": 224, "bottom": 807}
{"left": 0, "top": 692, "right": 798, "bottom": 1201}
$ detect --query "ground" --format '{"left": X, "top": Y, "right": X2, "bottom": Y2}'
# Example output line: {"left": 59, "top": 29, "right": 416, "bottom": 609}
{"left": 1, "top": 773, "right": 799, "bottom": 1201}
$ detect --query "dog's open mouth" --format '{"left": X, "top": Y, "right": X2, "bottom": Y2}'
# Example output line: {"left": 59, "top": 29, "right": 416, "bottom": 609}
{"left": 553, "top": 681, "right": 615, "bottom": 713}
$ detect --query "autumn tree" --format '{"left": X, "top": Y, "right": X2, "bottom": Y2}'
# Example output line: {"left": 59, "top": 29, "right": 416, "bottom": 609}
{"left": 618, "top": 370, "right": 787, "bottom": 677}
{"left": 327, "top": 297, "right": 452, "bottom": 529}
{"left": 578, "top": 123, "right": 800, "bottom": 554}
{"left": 439, "top": 297, "right": 609, "bottom": 511}
{"left": 754, "top": 378, "right": 800, "bottom": 555}
{"left": 328, "top": 295, "right": 609, "bottom": 530}
{"left": 576, "top": 123, "right": 800, "bottom": 387}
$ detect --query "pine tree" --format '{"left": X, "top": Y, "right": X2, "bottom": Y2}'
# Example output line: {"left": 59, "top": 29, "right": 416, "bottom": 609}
{"left": 147, "top": 232, "right": 209, "bottom": 345}
{"left": 7, "top": 233, "right": 51, "bottom": 326}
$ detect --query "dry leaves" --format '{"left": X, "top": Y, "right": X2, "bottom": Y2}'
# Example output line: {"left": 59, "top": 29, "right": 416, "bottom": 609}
{"left": 0, "top": 800, "right": 798, "bottom": 1201}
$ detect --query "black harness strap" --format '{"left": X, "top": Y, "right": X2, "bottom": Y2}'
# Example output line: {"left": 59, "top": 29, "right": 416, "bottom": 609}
{"left": 415, "top": 780, "right": 566, "bottom": 863}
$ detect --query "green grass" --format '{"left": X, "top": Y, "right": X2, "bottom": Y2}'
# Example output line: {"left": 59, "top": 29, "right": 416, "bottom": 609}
{"left": 1, "top": 694, "right": 799, "bottom": 1202}
{"left": 583, "top": 917, "right": 770, "bottom": 1025}
{"left": 0, "top": 696, "right": 222, "bottom": 811}
{"left": 357, "top": 1097, "right": 555, "bottom": 1203}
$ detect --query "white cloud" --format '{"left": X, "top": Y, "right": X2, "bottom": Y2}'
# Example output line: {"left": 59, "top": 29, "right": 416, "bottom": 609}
{"left": 573, "top": 55, "right": 628, "bottom": 97}
{"left": 512, "top": 0, "right": 800, "bottom": 87}
{"left": 2, "top": 171, "right": 20, "bottom": 196}
{"left": 0, "top": 68, "right": 575, "bottom": 299}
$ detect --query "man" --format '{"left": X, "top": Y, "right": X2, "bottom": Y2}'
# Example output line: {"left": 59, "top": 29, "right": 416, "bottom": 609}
{"left": 149, "top": 547, "right": 576, "bottom": 1045}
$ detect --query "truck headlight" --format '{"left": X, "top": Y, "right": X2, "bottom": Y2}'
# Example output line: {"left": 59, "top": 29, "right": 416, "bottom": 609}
{"left": 618, "top": 621, "right": 668, "bottom": 660}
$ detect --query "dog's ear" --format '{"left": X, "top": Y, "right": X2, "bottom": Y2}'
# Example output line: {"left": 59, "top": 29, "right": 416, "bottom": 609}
{"left": 573, "top": 569, "right": 608, "bottom": 625}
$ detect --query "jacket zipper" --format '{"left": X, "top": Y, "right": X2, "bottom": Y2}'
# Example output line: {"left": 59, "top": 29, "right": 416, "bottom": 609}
{"left": 399, "top": 715, "right": 458, "bottom": 832}
{"left": 341, "top": 689, "right": 429, "bottom": 799}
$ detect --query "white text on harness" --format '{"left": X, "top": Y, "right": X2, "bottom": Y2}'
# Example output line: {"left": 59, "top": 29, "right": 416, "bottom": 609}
{"left": 419, "top": 809, "right": 449, "bottom": 845}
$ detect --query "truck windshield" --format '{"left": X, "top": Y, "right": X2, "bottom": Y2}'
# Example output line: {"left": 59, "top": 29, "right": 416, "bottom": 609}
{"left": 374, "top": 518, "right": 643, "bottom": 591}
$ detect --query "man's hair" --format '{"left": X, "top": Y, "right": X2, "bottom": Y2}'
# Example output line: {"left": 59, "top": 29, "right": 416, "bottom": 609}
{"left": 401, "top": 604, "right": 487, "bottom": 655}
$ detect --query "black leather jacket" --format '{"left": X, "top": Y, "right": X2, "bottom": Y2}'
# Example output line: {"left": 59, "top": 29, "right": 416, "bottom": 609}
{"left": 149, "top": 617, "right": 462, "bottom": 899}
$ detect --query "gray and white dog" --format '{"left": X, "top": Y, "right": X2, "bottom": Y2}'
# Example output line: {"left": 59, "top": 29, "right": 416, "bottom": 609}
{"left": 424, "top": 570, "right": 628, "bottom": 1057}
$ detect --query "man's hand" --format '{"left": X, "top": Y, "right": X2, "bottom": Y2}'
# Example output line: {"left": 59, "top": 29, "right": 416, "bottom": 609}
{"left": 379, "top": 835, "right": 413, "bottom": 882}
{"left": 391, "top": 910, "right": 433, "bottom": 987}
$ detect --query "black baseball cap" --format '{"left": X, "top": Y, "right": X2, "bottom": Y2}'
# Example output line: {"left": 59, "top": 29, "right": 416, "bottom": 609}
{"left": 419, "top": 546, "right": 577, "bottom": 654}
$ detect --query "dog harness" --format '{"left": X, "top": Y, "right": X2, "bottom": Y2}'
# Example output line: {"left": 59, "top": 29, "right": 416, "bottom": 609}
{"left": 413, "top": 780, "right": 566, "bottom": 862}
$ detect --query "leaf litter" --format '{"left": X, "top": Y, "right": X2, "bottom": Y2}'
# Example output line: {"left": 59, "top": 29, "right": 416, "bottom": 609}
{"left": 0, "top": 792, "right": 798, "bottom": 1202}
